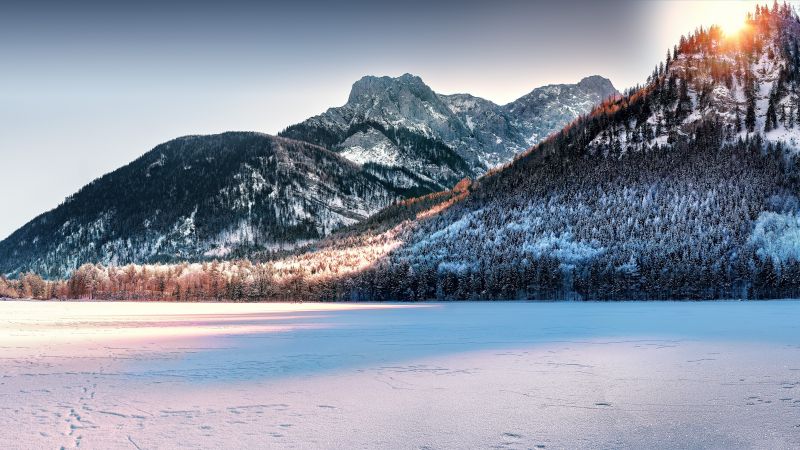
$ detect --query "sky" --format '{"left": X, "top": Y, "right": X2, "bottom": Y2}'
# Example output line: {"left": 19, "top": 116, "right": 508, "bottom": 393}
{"left": 0, "top": 0, "right": 784, "bottom": 239}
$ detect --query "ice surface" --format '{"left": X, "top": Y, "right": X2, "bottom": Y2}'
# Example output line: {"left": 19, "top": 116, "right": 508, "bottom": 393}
{"left": 1, "top": 300, "right": 799, "bottom": 449}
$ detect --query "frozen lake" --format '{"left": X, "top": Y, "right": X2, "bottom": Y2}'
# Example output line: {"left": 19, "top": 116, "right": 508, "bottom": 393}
{"left": 1, "top": 300, "right": 799, "bottom": 449}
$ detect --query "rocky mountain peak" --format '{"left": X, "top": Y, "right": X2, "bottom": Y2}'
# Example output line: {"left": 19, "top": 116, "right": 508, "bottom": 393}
{"left": 347, "top": 73, "right": 437, "bottom": 104}
{"left": 576, "top": 75, "right": 619, "bottom": 99}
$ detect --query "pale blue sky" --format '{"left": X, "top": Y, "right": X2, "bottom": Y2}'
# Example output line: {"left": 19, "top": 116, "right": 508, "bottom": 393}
{"left": 0, "top": 0, "right": 775, "bottom": 239}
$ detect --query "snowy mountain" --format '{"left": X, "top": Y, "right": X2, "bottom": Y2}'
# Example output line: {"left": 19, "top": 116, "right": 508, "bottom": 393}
{"left": 219, "top": 4, "right": 800, "bottom": 301}
{"left": 280, "top": 74, "right": 477, "bottom": 190}
{"left": 280, "top": 73, "right": 618, "bottom": 189}
{"left": 0, "top": 133, "right": 413, "bottom": 278}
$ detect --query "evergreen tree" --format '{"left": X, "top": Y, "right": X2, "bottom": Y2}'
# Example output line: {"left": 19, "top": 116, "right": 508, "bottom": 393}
{"left": 746, "top": 100, "right": 757, "bottom": 132}
{"left": 765, "top": 93, "right": 778, "bottom": 132}
{"left": 735, "top": 105, "right": 743, "bottom": 132}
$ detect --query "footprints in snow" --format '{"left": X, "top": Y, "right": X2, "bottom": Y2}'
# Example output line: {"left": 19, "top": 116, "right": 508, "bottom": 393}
{"left": 495, "top": 431, "right": 548, "bottom": 449}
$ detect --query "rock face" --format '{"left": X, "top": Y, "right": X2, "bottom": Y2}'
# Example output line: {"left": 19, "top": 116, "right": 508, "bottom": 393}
{"left": 0, "top": 133, "right": 407, "bottom": 277}
{"left": 505, "top": 75, "right": 620, "bottom": 145}
{"left": 280, "top": 73, "right": 619, "bottom": 189}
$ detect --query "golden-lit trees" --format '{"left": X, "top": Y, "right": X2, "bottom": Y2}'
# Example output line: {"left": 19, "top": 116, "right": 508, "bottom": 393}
{"left": 0, "top": 275, "right": 18, "bottom": 298}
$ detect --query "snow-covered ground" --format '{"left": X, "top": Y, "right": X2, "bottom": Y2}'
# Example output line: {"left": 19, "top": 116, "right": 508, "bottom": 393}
{"left": 1, "top": 300, "right": 799, "bottom": 449}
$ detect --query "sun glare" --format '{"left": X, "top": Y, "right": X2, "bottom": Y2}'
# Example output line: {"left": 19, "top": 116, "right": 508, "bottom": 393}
{"left": 718, "top": 10, "right": 748, "bottom": 37}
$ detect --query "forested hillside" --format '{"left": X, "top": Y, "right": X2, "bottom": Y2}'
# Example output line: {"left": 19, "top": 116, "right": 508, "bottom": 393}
{"left": 0, "top": 133, "right": 409, "bottom": 278}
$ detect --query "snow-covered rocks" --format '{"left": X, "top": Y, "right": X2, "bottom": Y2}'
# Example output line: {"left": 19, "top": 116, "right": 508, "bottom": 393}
{"left": 281, "top": 73, "right": 619, "bottom": 189}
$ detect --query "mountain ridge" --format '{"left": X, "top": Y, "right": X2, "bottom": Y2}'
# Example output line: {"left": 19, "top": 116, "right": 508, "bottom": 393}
{"left": 280, "top": 73, "right": 619, "bottom": 186}
{"left": 1, "top": 74, "right": 616, "bottom": 278}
